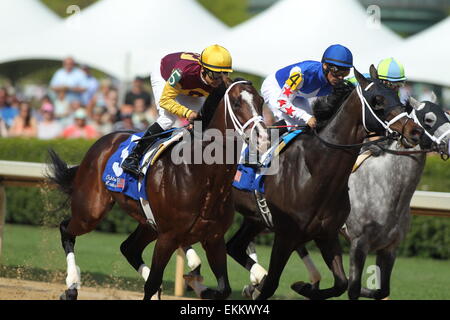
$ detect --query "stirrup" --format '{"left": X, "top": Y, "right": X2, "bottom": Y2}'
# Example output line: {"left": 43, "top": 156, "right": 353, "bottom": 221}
{"left": 122, "top": 159, "right": 142, "bottom": 177}
{"left": 254, "top": 191, "right": 273, "bottom": 228}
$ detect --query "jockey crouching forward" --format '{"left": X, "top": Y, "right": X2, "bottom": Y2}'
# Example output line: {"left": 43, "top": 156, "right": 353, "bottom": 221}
{"left": 261, "top": 44, "right": 353, "bottom": 136}
{"left": 121, "top": 44, "right": 233, "bottom": 176}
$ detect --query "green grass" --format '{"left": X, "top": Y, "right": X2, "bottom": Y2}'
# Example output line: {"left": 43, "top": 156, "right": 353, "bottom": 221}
{"left": 1, "top": 224, "right": 449, "bottom": 300}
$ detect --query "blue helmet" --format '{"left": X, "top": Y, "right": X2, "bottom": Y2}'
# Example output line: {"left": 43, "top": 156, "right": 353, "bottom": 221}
{"left": 322, "top": 44, "right": 353, "bottom": 68}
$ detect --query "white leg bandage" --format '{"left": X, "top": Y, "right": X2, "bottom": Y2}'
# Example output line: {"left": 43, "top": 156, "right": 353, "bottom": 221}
{"left": 138, "top": 264, "right": 161, "bottom": 300}
{"left": 138, "top": 264, "right": 151, "bottom": 281}
{"left": 250, "top": 263, "right": 268, "bottom": 285}
{"left": 66, "top": 253, "right": 81, "bottom": 289}
{"left": 186, "top": 248, "right": 202, "bottom": 271}
{"left": 249, "top": 253, "right": 259, "bottom": 263}
{"left": 302, "top": 255, "right": 322, "bottom": 284}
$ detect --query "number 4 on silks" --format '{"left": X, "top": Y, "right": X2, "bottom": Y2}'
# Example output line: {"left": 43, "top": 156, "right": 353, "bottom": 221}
{"left": 168, "top": 69, "right": 182, "bottom": 87}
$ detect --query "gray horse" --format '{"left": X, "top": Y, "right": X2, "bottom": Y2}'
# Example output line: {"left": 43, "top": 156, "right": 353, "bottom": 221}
{"left": 291, "top": 96, "right": 450, "bottom": 300}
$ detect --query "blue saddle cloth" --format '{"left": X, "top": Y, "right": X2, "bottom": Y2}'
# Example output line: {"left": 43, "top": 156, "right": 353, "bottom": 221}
{"left": 102, "top": 132, "right": 149, "bottom": 200}
{"left": 102, "top": 129, "right": 179, "bottom": 201}
{"left": 232, "top": 129, "right": 303, "bottom": 193}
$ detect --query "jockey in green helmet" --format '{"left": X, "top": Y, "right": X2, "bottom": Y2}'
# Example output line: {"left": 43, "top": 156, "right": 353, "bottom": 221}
{"left": 347, "top": 57, "right": 406, "bottom": 93}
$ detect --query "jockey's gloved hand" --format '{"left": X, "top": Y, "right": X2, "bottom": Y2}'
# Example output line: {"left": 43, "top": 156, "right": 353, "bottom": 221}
{"left": 187, "top": 111, "right": 199, "bottom": 123}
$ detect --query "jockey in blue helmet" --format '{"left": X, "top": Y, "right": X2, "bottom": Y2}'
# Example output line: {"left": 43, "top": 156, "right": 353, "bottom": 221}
{"left": 261, "top": 44, "right": 353, "bottom": 131}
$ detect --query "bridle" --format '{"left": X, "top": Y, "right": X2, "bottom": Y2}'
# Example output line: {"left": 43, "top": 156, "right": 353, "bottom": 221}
{"left": 313, "top": 82, "right": 410, "bottom": 150}
{"left": 224, "top": 80, "right": 265, "bottom": 143}
{"left": 357, "top": 82, "right": 409, "bottom": 135}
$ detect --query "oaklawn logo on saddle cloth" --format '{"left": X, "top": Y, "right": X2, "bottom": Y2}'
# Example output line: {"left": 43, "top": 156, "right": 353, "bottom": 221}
{"left": 102, "top": 129, "right": 184, "bottom": 228}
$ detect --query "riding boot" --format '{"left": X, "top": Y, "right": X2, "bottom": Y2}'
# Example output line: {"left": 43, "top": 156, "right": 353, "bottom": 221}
{"left": 121, "top": 122, "right": 164, "bottom": 176}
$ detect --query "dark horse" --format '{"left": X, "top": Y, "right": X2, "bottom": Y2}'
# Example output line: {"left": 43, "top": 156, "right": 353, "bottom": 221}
{"left": 47, "top": 77, "right": 269, "bottom": 300}
{"left": 183, "top": 66, "right": 424, "bottom": 300}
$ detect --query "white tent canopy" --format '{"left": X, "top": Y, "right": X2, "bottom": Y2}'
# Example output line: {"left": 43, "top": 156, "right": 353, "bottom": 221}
{"left": 218, "top": 0, "right": 403, "bottom": 76}
{"left": 358, "top": 17, "right": 450, "bottom": 87}
{"left": 2, "top": 0, "right": 60, "bottom": 38}
{"left": 0, "top": 0, "right": 229, "bottom": 80}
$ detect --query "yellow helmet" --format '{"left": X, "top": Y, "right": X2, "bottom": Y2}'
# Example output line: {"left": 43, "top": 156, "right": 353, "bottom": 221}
{"left": 199, "top": 44, "right": 233, "bottom": 73}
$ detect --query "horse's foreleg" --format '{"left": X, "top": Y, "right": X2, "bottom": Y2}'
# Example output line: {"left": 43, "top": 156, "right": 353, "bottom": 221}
{"left": 360, "top": 248, "right": 396, "bottom": 300}
{"left": 200, "top": 236, "right": 232, "bottom": 300}
{"left": 294, "top": 236, "right": 348, "bottom": 300}
{"left": 253, "top": 233, "right": 295, "bottom": 300}
{"left": 183, "top": 245, "right": 202, "bottom": 275}
{"left": 291, "top": 246, "right": 322, "bottom": 293}
{"left": 143, "top": 236, "right": 177, "bottom": 300}
{"left": 226, "top": 218, "right": 268, "bottom": 286}
{"left": 347, "top": 236, "right": 370, "bottom": 300}
{"left": 120, "top": 223, "right": 157, "bottom": 280}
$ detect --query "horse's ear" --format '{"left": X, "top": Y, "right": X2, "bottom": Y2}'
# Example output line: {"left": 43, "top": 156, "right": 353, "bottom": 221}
{"left": 369, "top": 64, "right": 379, "bottom": 80}
{"left": 354, "top": 68, "right": 369, "bottom": 88}
{"left": 430, "top": 91, "right": 438, "bottom": 103}
{"left": 409, "top": 96, "right": 425, "bottom": 110}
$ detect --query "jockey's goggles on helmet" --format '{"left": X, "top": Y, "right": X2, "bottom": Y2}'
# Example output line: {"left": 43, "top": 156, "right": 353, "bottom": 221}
{"left": 327, "top": 64, "right": 351, "bottom": 78}
{"left": 204, "top": 68, "right": 228, "bottom": 80}
{"left": 381, "top": 79, "right": 405, "bottom": 90}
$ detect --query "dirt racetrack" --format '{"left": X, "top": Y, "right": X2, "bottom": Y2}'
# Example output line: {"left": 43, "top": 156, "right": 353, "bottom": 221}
{"left": 0, "top": 277, "right": 193, "bottom": 300}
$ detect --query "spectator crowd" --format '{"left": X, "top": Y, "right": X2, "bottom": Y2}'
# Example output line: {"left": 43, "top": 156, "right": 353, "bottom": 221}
{"left": 1, "top": 56, "right": 447, "bottom": 141}
{"left": 0, "top": 57, "right": 159, "bottom": 140}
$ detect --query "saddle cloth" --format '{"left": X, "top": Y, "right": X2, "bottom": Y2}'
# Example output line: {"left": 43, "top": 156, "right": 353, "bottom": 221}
{"left": 232, "top": 129, "right": 303, "bottom": 193}
{"left": 102, "top": 129, "right": 184, "bottom": 227}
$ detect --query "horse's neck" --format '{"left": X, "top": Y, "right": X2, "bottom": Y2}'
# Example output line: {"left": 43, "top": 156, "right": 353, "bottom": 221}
{"left": 204, "top": 100, "right": 229, "bottom": 135}
{"left": 385, "top": 142, "right": 427, "bottom": 185}
{"left": 318, "top": 91, "right": 366, "bottom": 151}
{"left": 325, "top": 91, "right": 367, "bottom": 144}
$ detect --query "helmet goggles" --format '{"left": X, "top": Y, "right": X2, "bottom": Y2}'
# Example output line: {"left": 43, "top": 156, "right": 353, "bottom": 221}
{"left": 327, "top": 64, "right": 351, "bottom": 78}
{"left": 204, "top": 68, "right": 229, "bottom": 80}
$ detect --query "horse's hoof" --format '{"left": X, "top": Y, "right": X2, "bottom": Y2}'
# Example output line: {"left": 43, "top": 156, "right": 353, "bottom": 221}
{"left": 200, "top": 288, "right": 219, "bottom": 300}
{"left": 184, "top": 274, "right": 205, "bottom": 295}
{"left": 60, "top": 288, "right": 78, "bottom": 300}
{"left": 242, "top": 284, "right": 255, "bottom": 299}
{"left": 291, "top": 281, "right": 313, "bottom": 297}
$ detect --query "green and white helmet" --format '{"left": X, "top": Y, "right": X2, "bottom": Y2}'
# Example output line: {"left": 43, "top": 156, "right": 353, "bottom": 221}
{"left": 377, "top": 57, "right": 406, "bottom": 82}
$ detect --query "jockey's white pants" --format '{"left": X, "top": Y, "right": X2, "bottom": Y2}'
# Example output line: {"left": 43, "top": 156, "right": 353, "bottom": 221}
{"left": 261, "top": 73, "right": 316, "bottom": 127}
{"left": 150, "top": 64, "right": 205, "bottom": 130}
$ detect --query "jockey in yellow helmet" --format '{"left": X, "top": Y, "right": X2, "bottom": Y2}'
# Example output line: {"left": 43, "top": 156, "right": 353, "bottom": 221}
{"left": 122, "top": 44, "right": 233, "bottom": 176}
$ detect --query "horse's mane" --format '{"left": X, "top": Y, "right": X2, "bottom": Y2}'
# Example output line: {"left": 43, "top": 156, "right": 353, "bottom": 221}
{"left": 312, "top": 80, "right": 355, "bottom": 131}
{"left": 199, "top": 78, "right": 250, "bottom": 129}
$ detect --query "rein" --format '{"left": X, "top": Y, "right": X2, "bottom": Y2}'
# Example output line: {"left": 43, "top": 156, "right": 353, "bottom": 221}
{"left": 313, "top": 130, "right": 392, "bottom": 150}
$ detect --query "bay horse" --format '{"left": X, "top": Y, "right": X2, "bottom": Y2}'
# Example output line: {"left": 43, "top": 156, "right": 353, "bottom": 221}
{"left": 182, "top": 66, "right": 424, "bottom": 300}
{"left": 47, "top": 77, "right": 269, "bottom": 300}
{"left": 292, "top": 96, "right": 450, "bottom": 300}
